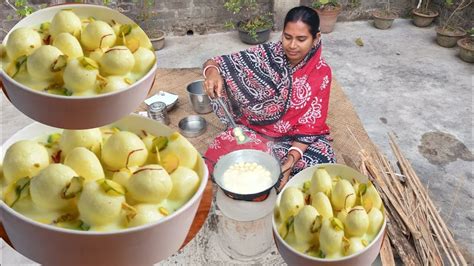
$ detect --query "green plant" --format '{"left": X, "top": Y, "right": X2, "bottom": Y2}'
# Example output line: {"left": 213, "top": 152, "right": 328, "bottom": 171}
{"left": 223, "top": 0, "right": 273, "bottom": 41}
{"left": 311, "top": 0, "right": 339, "bottom": 10}
{"left": 5, "top": 0, "right": 35, "bottom": 18}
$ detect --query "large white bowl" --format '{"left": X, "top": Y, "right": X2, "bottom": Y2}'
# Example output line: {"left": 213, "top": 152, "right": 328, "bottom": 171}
{"left": 0, "top": 114, "right": 209, "bottom": 266}
{"left": 0, "top": 4, "right": 157, "bottom": 129}
{"left": 272, "top": 163, "right": 386, "bottom": 266}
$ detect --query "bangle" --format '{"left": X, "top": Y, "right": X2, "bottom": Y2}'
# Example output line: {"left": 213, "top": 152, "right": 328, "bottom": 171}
{"left": 203, "top": 65, "right": 220, "bottom": 79}
{"left": 288, "top": 146, "right": 304, "bottom": 160}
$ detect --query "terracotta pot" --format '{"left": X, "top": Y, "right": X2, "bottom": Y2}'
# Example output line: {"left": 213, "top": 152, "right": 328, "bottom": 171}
{"left": 314, "top": 5, "right": 342, "bottom": 34}
{"left": 412, "top": 8, "right": 439, "bottom": 27}
{"left": 435, "top": 26, "right": 466, "bottom": 48}
{"left": 373, "top": 10, "right": 397, "bottom": 30}
{"left": 150, "top": 30, "right": 165, "bottom": 51}
{"left": 457, "top": 38, "right": 474, "bottom": 63}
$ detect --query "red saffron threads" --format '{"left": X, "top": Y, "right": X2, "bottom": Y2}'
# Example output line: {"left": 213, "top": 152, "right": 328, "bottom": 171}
{"left": 125, "top": 149, "right": 144, "bottom": 170}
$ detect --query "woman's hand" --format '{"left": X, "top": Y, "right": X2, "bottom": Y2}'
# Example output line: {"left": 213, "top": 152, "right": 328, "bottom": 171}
{"left": 278, "top": 155, "right": 295, "bottom": 192}
{"left": 203, "top": 64, "right": 224, "bottom": 98}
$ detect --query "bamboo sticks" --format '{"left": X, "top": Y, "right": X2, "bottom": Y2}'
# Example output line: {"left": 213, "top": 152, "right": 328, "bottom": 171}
{"left": 355, "top": 133, "right": 467, "bottom": 266}
{"left": 388, "top": 133, "right": 467, "bottom": 265}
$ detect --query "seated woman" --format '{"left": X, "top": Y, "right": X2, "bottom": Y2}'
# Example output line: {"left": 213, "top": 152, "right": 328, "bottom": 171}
{"left": 203, "top": 6, "right": 336, "bottom": 190}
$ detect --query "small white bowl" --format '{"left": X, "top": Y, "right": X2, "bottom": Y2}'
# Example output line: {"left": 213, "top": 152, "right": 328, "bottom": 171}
{"left": 0, "top": 4, "right": 157, "bottom": 129}
{"left": 0, "top": 114, "right": 209, "bottom": 266}
{"left": 272, "top": 163, "right": 386, "bottom": 266}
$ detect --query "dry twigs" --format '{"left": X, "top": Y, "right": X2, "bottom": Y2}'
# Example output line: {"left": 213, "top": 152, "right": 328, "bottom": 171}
{"left": 356, "top": 133, "right": 467, "bottom": 266}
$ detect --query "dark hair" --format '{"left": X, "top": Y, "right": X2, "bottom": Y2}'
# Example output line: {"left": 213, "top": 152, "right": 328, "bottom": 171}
{"left": 283, "top": 6, "right": 320, "bottom": 38}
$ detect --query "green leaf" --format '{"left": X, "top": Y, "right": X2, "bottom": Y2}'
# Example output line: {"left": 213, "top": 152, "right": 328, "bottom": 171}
{"left": 355, "top": 37, "right": 364, "bottom": 47}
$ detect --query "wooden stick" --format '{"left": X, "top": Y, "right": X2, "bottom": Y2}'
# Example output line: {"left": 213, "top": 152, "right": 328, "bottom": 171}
{"left": 362, "top": 149, "right": 443, "bottom": 265}
{"left": 361, "top": 151, "right": 421, "bottom": 239}
{"left": 388, "top": 134, "right": 455, "bottom": 264}
{"left": 385, "top": 212, "right": 422, "bottom": 265}
{"left": 379, "top": 154, "right": 409, "bottom": 207}
{"left": 373, "top": 153, "right": 405, "bottom": 210}
{"left": 389, "top": 133, "right": 466, "bottom": 265}
{"left": 380, "top": 233, "right": 396, "bottom": 266}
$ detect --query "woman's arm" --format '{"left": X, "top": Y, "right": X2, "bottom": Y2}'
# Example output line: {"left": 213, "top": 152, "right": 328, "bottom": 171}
{"left": 202, "top": 59, "right": 224, "bottom": 98}
{"left": 279, "top": 141, "right": 308, "bottom": 190}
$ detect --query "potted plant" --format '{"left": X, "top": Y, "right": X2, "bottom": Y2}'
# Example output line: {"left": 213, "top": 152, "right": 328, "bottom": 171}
{"left": 412, "top": 0, "right": 439, "bottom": 27}
{"left": 136, "top": 0, "right": 165, "bottom": 51}
{"left": 311, "top": 0, "right": 342, "bottom": 33}
{"left": 435, "top": 0, "right": 469, "bottom": 48}
{"left": 373, "top": 0, "right": 398, "bottom": 30}
{"left": 224, "top": 0, "right": 273, "bottom": 45}
{"left": 457, "top": 28, "right": 474, "bottom": 63}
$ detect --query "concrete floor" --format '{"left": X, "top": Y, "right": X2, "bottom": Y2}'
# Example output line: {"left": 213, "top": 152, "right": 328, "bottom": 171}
{"left": 156, "top": 18, "right": 473, "bottom": 261}
{"left": 0, "top": 18, "right": 472, "bottom": 264}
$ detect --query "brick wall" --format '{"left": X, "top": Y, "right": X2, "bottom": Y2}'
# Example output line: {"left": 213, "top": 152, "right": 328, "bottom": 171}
{"left": 0, "top": 0, "right": 472, "bottom": 41}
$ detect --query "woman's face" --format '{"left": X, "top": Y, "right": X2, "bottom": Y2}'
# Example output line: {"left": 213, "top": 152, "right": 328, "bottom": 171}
{"left": 282, "top": 20, "right": 320, "bottom": 66}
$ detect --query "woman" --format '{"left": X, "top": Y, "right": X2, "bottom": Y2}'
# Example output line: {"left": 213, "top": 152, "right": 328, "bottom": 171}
{"left": 203, "top": 6, "right": 335, "bottom": 190}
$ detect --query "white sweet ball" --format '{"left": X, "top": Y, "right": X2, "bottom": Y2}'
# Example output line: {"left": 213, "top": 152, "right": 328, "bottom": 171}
{"left": 127, "top": 164, "right": 172, "bottom": 204}
{"left": 50, "top": 10, "right": 82, "bottom": 39}
{"left": 127, "top": 204, "right": 165, "bottom": 228}
{"left": 52, "top": 32, "right": 83, "bottom": 59}
{"left": 168, "top": 166, "right": 200, "bottom": 203}
{"left": 2, "top": 140, "right": 49, "bottom": 185}
{"left": 78, "top": 181, "right": 125, "bottom": 226}
{"left": 59, "top": 128, "right": 102, "bottom": 156}
{"left": 132, "top": 47, "right": 155, "bottom": 74}
{"left": 6, "top": 28, "right": 42, "bottom": 60}
{"left": 124, "top": 26, "right": 152, "bottom": 50}
{"left": 100, "top": 46, "right": 135, "bottom": 76}
{"left": 30, "top": 164, "right": 76, "bottom": 211}
{"left": 81, "top": 21, "right": 116, "bottom": 50}
{"left": 102, "top": 131, "right": 148, "bottom": 170}
{"left": 100, "top": 76, "right": 129, "bottom": 94}
{"left": 160, "top": 133, "right": 198, "bottom": 169}
{"left": 64, "top": 147, "right": 104, "bottom": 182}
{"left": 63, "top": 58, "right": 99, "bottom": 94}
{"left": 26, "top": 45, "right": 63, "bottom": 81}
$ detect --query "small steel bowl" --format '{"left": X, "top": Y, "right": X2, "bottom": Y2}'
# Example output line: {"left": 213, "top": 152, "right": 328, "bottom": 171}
{"left": 178, "top": 115, "right": 207, "bottom": 137}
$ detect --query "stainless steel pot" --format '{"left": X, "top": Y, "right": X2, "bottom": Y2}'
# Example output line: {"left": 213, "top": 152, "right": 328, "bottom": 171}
{"left": 186, "top": 80, "right": 212, "bottom": 114}
{"left": 212, "top": 149, "right": 282, "bottom": 202}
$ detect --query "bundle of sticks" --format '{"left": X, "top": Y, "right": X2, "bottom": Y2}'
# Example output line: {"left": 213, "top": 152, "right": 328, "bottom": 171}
{"left": 357, "top": 133, "right": 467, "bottom": 266}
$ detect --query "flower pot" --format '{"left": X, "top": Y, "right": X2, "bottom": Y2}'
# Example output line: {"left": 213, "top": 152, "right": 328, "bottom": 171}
{"left": 150, "top": 30, "right": 165, "bottom": 51}
{"left": 457, "top": 38, "right": 474, "bottom": 63}
{"left": 435, "top": 27, "right": 466, "bottom": 48}
{"left": 314, "top": 5, "right": 342, "bottom": 33}
{"left": 237, "top": 26, "right": 271, "bottom": 45}
{"left": 412, "top": 9, "right": 439, "bottom": 27}
{"left": 373, "top": 10, "right": 397, "bottom": 30}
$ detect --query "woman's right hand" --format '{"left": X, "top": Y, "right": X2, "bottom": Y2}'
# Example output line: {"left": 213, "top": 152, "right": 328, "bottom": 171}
{"left": 203, "top": 66, "right": 224, "bottom": 98}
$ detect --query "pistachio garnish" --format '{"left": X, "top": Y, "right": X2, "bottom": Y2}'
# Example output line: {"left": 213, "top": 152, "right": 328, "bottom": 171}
{"left": 51, "top": 55, "right": 68, "bottom": 72}
{"left": 97, "top": 178, "right": 126, "bottom": 196}
{"left": 61, "top": 176, "right": 85, "bottom": 199}
{"left": 79, "top": 56, "right": 99, "bottom": 70}
{"left": 330, "top": 217, "right": 344, "bottom": 231}
{"left": 152, "top": 136, "right": 168, "bottom": 152}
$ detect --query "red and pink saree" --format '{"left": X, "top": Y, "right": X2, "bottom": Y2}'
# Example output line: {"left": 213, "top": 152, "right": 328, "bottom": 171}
{"left": 205, "top": 41, "right": 335, "bottom": 179}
